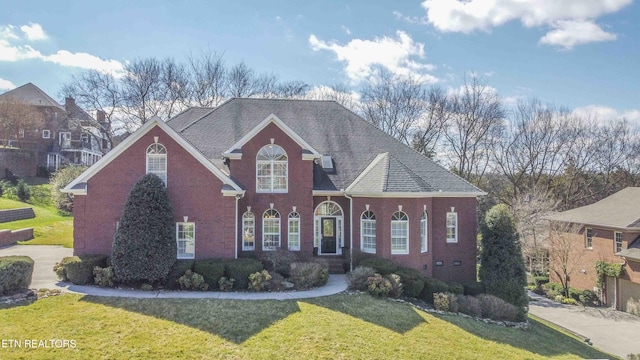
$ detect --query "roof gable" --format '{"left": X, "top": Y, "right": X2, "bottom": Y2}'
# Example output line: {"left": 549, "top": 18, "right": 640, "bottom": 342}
{"left": 0, "top": 83, "right": 64, "bottom": 110}
{"left": 221, "top": 114, "right": 321, "bottom": 160}
{"left": 63, "top": 117, "right": 243, "bottom": 196}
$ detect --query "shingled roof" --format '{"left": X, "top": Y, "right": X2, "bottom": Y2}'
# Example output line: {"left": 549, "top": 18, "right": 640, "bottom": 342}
{"left": 547, "top": 187, "right": 640, "bottom": 229}
{"left": 167, "top": 98, "right": 484, "bottom": 195}
{"left": 0, "top": 83, "right": 64, "bottom": 110}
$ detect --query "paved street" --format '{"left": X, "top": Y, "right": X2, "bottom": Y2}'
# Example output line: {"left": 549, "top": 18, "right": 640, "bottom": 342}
{"left": 529, "top": 291, "right": 640, "bottom": 359}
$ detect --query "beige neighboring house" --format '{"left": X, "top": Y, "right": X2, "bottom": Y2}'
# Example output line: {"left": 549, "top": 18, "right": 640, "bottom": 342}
{"left": 547, "top": 187, "right": 640, "bottom": 312}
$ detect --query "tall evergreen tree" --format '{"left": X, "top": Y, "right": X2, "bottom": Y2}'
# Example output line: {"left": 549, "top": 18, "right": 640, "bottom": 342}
{"left": 480, "top": 204, "right": 528, "bottom": 321}
{"left": 112, "top": 173, "right": 175, "bottom": 283}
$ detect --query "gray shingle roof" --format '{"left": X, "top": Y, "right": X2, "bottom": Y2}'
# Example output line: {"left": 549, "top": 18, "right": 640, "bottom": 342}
{"left": 547, "top": 187, "right": 640, "bottom": 229}
{"left": 0, "top": 83, "right": 64, "bottom": 110}
{"left": 617, "top": 236, "right": 640, "bottom": 262}
{"left": 168, "top": 98, "right": 483, "bottom": 194}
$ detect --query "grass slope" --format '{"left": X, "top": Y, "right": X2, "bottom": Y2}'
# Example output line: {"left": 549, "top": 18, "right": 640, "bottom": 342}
{"left": 0, "top": 294, "right": 613, "bottom": 359}
{"left": 0, "top": 195, "right": 73, "bottom": 248}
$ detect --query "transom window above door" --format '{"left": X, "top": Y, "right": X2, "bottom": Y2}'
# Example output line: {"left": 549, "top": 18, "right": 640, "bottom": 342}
{"left": 256, "top": 144, "right": 288, "bottom": 193}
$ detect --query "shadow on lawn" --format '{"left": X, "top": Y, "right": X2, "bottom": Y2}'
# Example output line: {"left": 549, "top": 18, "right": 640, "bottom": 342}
{"left": 433, "top": 313, "right": 614, "bottom": 359}
{"left": 81, "top": 296, "right": 301, "bottom": 344}
{"left": 304, "top": 294, "right": 426, "bottom": 334}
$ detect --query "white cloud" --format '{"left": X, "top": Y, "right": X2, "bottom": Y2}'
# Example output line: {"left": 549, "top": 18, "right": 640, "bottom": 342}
{"left": 341, "top": 25, "right": 351, "bottom": 35}
{"left": 539, "top": 20, "right": 616, "bottom": 50}
{"left": 0, "top": 78, "right": 16, "bottom": 91}
{"left": 420, "top": 0, "right": 631, "bottom": 48}
{"left": 20, "top": 23, "right": 47, "bottom": 41}
{"left": 309, "top": 31, "right": 438, "bottom": 83}
{"left": 0, "top": 22, "right": 124, "bottom": 75}
{"left": 573, "top": 105, "right": 640, "bottom": 124}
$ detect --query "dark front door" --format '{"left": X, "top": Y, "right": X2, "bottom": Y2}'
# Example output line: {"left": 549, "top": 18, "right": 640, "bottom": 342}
{"left": 321, "top": 217, "right": 337, "bottom": 254}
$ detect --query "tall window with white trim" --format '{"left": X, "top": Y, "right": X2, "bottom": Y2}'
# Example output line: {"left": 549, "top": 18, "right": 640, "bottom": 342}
{"left": 361, "top": 210, "right": 376, "bottom": 253}
{"left": 446, "top": 211, "right": 458, "bottom": 243}
{"left": 176, "top": 222, "right": 195, "bottom": 259}
{"left": 615, "top": 231, "right": 623, "bottom": 253}
{"left": 585, "top": 228, "right": 593, "bottom": 249}
{"left": 288, "top": 211, "right": 300, "bottom": 251}
{"left": 391, "top": 211, "right": 409, "bottom": 254}
{"left": 256, "top": 144, "right": 288, "bottom": 192}
{"left": 147, "top": 143, "right": 167, "bottom": 185}
{"left": 242, "top": 211, "right": 255, "bottom": 251}
{"left": 263, "top": 209, "right": 281, "bottom": 250}
{"left": 421, "top": 211, "right": 428, "bottom": 252}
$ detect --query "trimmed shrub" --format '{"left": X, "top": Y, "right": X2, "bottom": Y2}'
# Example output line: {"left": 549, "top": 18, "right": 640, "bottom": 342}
{"left": 194, "top": 260, "right": 226, "bottom": 290}
{"left": 265, "top": 272, "right": 285, "bottom": 292}
{"left": 533, "top": 276, "right": 549, "bottom": 287}
{"left": 579, "top": 290, "right": 599, "bottom": 307}
{"left": 218, "top": 277, "right": 234, "bottom": 291}
{"left": 568, "top": 288, "right": 582, "bottom": 302}
{"left": 562, "top": 297, "right": 579, "bottom": 305}
{"left": 385, "top": 274, "right": 403, "bottom": 298}
{"left": 420, "top": 277, "right": 450, "bottom": 304}
{"left": 112, "top": 173, "right": 175, "bottom": 284}
{"left": 479, "top": 294, "right": 520, "bottom": 322}
{"left": 259, "top": 248, "right": 298, "bottom": 277}
{"left": 457, "top": 295, "right": 482, "bottom": 317}
{"left": 16, "top": 179, "right": 30, "bottom": 202}
{"left": 50, "top": 165, "right": 88, "bottom": 212}
{"left": 248, "top": 270, "right": 272, "bottom": 291}
{"left": 290, "top": 262, "right": 329, "bottom": 290}
{"left": 395, "top": 267, "right": 425, "bottom": 298}
{"left": 446, "top": 281, "right": 464, "bottom": 295}
{"left": 463, "top": 282, "right": 485, "bottom": 296}
{"left": 226, "top": 258, "right": 264, "bottom": 289}
{"left": 351, "top": 249, "right": 375, "bottom": 267}
{"left": 347, "top": 266, "right": 376, "bottom": 291}
{"left": 359, "top": 257, "right": 398, "bottom": 275}
{"left": 141, "top": 284, "right": 153, "bottom": 291}
{"left": 366, "top": 273, "right": 392, "bottom": 297}
{"left": 165, "top": 260, "right": 194, "bottom": 289}
{"left": 0, "top": 256, "right": 34, "bottom": 295}
{"left": 627, "top": 298, "right": 640, "bottom": 316}
{"left": 434, "top": 292, "right": 459, "bottom": 313}
{"left": 55, "top": 255, "right": 107, "bottom": 285}
{"left": 93, "top": 266, "right": 115, "bottom": 287}
{"left": 177, "top": 270, "right": 208, "bottom": 291}
{"left": 554, "top": 295, "right": 565, "bottom": 303}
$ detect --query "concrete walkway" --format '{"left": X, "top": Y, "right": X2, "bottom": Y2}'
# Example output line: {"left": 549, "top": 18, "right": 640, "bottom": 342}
{"left": 529, "top": 291, "right": 640, "bottom": 359}
{"left": 0, "top": 244, "right": 348, "bottom": 300}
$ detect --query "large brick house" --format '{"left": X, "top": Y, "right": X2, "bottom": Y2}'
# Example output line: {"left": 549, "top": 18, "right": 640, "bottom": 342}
{"left": 547, "top": 187, "right": 640, "bottom": 311}
{"left": 0, "top": 83, "right": 110, "bottom": 176}
{"left": 64, "top": 99, "right": 485, "bottom": 283}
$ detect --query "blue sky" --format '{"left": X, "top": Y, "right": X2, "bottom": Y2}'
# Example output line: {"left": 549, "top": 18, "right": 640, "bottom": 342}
{"left": 1, "top": 0, "right": 639, "bottom": 121}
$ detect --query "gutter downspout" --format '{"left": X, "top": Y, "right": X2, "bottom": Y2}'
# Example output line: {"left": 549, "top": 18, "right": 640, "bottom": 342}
{"left": 344, "top": 191, "right": 353, "bottom": 272}
{"left": 234, "top": 192, "right": 245, "bottom": 259}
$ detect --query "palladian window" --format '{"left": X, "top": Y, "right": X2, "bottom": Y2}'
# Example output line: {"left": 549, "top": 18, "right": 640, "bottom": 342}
{"left": 256, "top": 144, "right": 287, "bottom": 193}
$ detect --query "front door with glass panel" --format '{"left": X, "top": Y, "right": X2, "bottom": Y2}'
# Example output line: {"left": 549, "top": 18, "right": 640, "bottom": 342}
{"left": 321, "top": 217, "right": 337, "bottom": 254}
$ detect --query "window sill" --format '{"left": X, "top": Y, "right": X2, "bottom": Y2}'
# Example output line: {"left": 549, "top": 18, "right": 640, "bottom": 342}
{"left": 362, "top": 249, "right": 376, "bottom": 254}
{"left": 391, "top": 252, "right": 409, "bottom": 255}
{"left": 446, "top": 240, "right": 458, "bottom": 244}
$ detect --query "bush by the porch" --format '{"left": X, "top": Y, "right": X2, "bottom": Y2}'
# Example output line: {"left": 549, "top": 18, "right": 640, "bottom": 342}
{"left": 290, "top": 262, "right": 329, "bottom": 289}
{"left": 54, "top": 255, "right": 107, "bottom": 285}
{"left": 0, "top": 255, "right": 34, "bottom": 295}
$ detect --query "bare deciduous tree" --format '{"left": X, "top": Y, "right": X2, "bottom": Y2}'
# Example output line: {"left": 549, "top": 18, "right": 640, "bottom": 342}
{"left": 548, "top": 221, "right": 585, "bottom": 297}
{"left": 186, "top": 51, "right": 227, "bottom": 107}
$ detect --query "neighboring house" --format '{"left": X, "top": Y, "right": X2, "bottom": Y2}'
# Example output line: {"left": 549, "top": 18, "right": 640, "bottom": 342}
{"left": 547, "top": 187, "right": 640, "bottom": 311}
{"left": 0, "top": 83, "right": 110, "bottom": 176}
{"left": 64, "top": 98, "right": 485, "bottom": 283}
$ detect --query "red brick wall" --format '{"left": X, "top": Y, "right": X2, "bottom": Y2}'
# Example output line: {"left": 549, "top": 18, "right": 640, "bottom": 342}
{"left": 350, "top": 196, "right": 478, "bottom": 284}
{"left": 73, "top": 125, "right": 236, "bottom": 259}
{"left": 0, "top": 228, "right": 34, "bottom": 246}
{"left": 231, "top": 122, "right": 315, "bottom": 254}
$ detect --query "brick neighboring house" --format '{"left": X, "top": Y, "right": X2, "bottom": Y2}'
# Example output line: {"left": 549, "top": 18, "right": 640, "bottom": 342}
{"left": 64, "top": 98, "right": 485, "bottom": 283}
{"left": 0, "top": 83, "right": 110, "bottom": 176}
{"left": 547, "top": 187, "right": 640, "bottom": 311}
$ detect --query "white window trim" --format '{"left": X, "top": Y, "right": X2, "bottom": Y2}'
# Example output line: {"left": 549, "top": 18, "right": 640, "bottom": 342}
{"left": 421, "top": 211, "right": 428, "bottom": 253}
{"left": 391, "top": 211, "right": 409, "bottom": 255}
{"left": 360, "top": 211, "right": 376, "bottom": 254}
{"left": 242, "top": 212, "right": 255, "bottom": 251}
{"left": 288, "top": 212, "right": 300, "bottom": 251}
{"left": 146, "top": 143, "right": 167, "bottom": 186}
{"left": 446, "top": 212, "right": 458, "bottom": 243}
{"left": 262, "top": 209, "right": 281, "bottom": 251}
{"left": 256, "top": 144, "right": 288, "bottom": 193}
{"left": 42, "top": 129, "right": 50, "bottom": 139}
{"left": 585, "top": 228, "right": 593, "bottom": 249}
{"left": 176, "top": 222, "right": 195, "bottom": 259}
{"left": 313, "top": 201, "right": 344, "bottom": 254}
{"left": 614, "top": 231, "right": 623, "bottom": 253}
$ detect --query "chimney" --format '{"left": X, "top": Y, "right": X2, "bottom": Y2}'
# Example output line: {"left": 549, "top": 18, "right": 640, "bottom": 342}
{"left": 65, "top": 97, "right": 75, "bottom": 110}
{"left": 97, "top": 110, "right": 105, "bottom": 122}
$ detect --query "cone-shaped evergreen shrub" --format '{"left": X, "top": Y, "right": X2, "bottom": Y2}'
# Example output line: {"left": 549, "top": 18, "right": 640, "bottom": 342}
{"left": 112, "top": 173, "right": 176, "bottom": 283}
{"left": 479, "top": 204, "right": 528, "bottom": 322}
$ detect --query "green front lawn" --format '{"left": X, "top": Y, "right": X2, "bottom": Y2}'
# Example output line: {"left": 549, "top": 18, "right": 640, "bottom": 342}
{"left": 0, "top": 293, "right": 613, "bottom": 359}
{"left": 0, "top": 197, "right": 73, "bottom": 248}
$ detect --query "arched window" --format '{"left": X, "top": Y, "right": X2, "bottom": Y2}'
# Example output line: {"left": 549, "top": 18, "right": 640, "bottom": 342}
{"left": 242, "top": 211, "right": 255, "bottom": 251}
{"left": 146, "top": 143, "right": 167, "bottom": 185}
{"left": 421, "top": 211, "right": 428, "bottom": 253}
{"left": 288, "top": 211, "right": 300, "bottom": 251}
{"left": 391, "top": 211, "right": 409, "bottom": 254}
{"left": 361, "top": 210, "right": 376, "bottom": 254}
{"left": 262, "top": 209, "right": 281, "bottom": 250}
{"left": 256, "top": 144, "right": 288, "bottom": 193}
